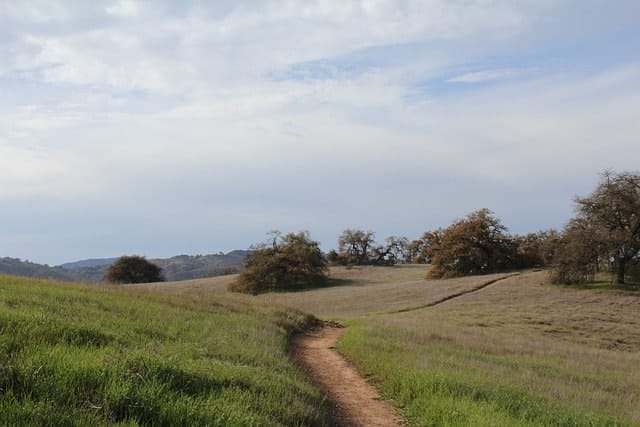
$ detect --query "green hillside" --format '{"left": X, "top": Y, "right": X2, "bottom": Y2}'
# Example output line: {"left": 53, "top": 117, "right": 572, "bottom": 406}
{"left": 0, "top": 251, "right": 248, "bottom": 283}
{"left": 0, "top": 275, "right": 330, "bottom": 426}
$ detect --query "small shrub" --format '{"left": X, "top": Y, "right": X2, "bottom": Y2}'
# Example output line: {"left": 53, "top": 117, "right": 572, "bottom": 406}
{"left": 104, "top": 256, "right": 165, "bottom": 284}
{"left": 550, "top": 254, "right": 596, "bottom": 285}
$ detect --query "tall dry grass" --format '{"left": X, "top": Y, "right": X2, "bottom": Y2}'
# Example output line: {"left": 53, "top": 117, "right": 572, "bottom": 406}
{"left": 338, "top": 272, "right": 640, "bottom": 425}
{"left": 127, "top": 266, "right": 640, "bottom": 425}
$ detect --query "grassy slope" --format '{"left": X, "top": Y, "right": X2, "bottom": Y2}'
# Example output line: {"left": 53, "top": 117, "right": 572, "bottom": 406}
{"left": 111, "top": 266, "right": 640, "bottom": 426}
{"left": 0, "top": 275, "right": 331, "bottom": 426}
{"left": 336, "top": 272, "right": 639, "bottom": 426}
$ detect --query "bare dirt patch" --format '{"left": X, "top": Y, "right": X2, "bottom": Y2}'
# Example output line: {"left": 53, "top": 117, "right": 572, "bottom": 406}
{"left": 291, "top": 324, "right": 403, "bottom": 427}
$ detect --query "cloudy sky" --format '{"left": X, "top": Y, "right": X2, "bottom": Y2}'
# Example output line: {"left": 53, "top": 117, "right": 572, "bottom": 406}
{"left": 1, "top": 1, "right": 639, "bottom": 265}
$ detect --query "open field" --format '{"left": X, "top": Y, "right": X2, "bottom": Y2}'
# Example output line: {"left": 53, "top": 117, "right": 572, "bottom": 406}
{"left": 144, "top": 265, "right": 513, "bottom": 318}
{"left": 7, "top": 267, "right": 639, "bottom": 426}
{"left": 148, "top": 266, "right": 640, "bottom": 425}
{"left": 0, "top": 275, "right": 331, "bottom": 426}
{"left": 334, "top": 271, "right": 640, "bottom": 426}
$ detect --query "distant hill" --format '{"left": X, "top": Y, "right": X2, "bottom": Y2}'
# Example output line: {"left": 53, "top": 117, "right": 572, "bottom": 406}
{"left": 0, "top": 258, "right": 74, "bottom": 281}
{"left": 59, "top": 258, "right": 119, "bottom": 270}
{"left": 0, "top": 251, "right": 248, "bottom": 283}
{"left": 154, "top": 251, "right": 248, "bottom": 281}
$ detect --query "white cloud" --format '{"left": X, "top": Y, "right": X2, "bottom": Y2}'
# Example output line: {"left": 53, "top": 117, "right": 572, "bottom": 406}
{"left": 2, "top": 105, "right": 86, "bottom": 130}
{"left": 0, "top": 141, "right": 68, "bottom": 198}
{"left": 19, "top": 33, "right": 190, "bottom": 94}
{"left": 105, "top": 0, "right": 139, "bottom": 18}
{"left": 3, "top": 0, "right": 541, "bottom": 94}
{"left": 4, "top": 1, "right": 71, "bottom": 23}
{"left": 447, "top": 68, "right": 529, "bottom": 83}
{"left": 0, "top": 0, "right": 639, "bottom": 262}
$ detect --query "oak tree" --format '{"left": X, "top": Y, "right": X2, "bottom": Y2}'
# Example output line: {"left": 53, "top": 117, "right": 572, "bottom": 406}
{"left": 230, "top": 231, "right": 328, "bottom": 294}
{"left": 574, "top": 170, "right": 640, "bottom": 284}
{"left": 427, "top": 209, "right": 516, "bottom": 278}
{"left": 104, "top": 256, "right": 165, "bottom": 284}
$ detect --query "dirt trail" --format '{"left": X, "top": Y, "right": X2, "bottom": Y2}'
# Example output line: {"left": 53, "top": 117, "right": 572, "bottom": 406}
{"left": 291, "top": 274, "right": 524, "bottom": 425}
{"left": 291, "top": 324, "right": 403, "bottom": 427}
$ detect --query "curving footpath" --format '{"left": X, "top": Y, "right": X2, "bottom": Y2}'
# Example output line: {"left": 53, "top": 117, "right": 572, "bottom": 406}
{"left": 291, "top": 324, "right": 403, "bottom": 427}
{"left": 290, "top": 273, "right": 523, "bottom": 425}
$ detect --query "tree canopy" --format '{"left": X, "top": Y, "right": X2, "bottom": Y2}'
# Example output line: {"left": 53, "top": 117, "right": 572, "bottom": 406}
{"left": 552, "top": 170, "right": 640, "bottom": 285}
{"left": 230, "top": 231, "right": 328, "bottom": 294}
{"left": 337, "top": 229, "right": 377, "bottom": 265}
{"left": 427, "top": 209, "right": 517, "bottom": 279}
{"left": 332, "top": 229, "right": 411, "bottom": 266}
{"left": 104, "top": 256, "right": 165, "bottom": 284}
{"left": 550, "top": 217, "right": 603, "bottom": 284}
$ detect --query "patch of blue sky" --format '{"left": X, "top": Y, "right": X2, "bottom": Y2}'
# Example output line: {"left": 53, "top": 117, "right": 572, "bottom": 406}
{"left": 270, "top": 14, "right": 638, "bottom": 86}
{"left": 406, "top": 64, "right": 535, "bottom": 101}
{"left": 269, "top": 40, "right": 436, "bottom": 82}
{"left": 406, "top": 26, "right": 640, "bottom": 102}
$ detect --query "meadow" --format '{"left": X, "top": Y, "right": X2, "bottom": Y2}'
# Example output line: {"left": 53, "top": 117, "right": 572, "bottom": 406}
{"left": 0, "top": 275, "right": 331, "bottom": 426}
{"left": 335, "top": 271, "right": 639, "bottom": 426}
{"left": 3, "top": 266, "right": 639, "bottom": 426}
{"left": 138, "top": 265, "right": 640, "bottom": 426}
{"left": 156, "top": 266, "right": 639, "bottom": 426}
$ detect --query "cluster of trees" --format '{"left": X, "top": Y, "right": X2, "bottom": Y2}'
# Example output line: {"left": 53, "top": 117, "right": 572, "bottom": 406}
{"left": 229, "top": 231, "right": 328, "bottom": 294}
{"left": 327, "top": 230, "right": 410, "bottom": 266}
{"left": 323, "top": 170, "right": 639, "bottom": 285}
{"left": 324, "top": 211, "right": 559, "bottom": 279}
{"left": 231, "top": 218, "right": 560, "bottom": 293}
{"left": 551, "top": 171, "right": 640, "bottom": 285}
{"left": 225, "top": 169, "right": 640, "bottom": 294}
{"left": 4, "top": 171, "right": 634, "bottom": 290}
{"left": 411, "top": 209, "right": 560, "bottom": 279}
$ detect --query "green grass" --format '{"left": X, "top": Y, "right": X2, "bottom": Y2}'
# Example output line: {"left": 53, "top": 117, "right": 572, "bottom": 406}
{"left": 332, "top": 271, "right": 639, "bottom": 426}
{"left": 337, "top": 322, "right": 627, "bottom": 427}
{"left": 0, "top": 275, "right": 331, "bottom": 426}
{"left": 91, "top": 266, "right": 640, "bottom": 426}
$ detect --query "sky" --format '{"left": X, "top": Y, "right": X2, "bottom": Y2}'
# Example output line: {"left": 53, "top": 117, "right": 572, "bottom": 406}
{"left": 1, "top": 0, "right": 639, "bottom": 265}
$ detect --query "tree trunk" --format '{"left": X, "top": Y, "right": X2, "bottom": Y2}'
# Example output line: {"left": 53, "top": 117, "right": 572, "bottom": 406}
{"left": 616, "top": 261, "right": 625, "bottom": 285}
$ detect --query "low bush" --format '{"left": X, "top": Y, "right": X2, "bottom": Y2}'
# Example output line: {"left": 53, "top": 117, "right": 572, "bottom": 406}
{"left": 104, "top": 256, "right": 165, "bottom": 284}
{"left": 230, "top": 231, "right": 328, "bottom": 294}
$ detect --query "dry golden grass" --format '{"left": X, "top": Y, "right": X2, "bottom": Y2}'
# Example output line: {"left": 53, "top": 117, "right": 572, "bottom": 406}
{"left": 130, "top": 266, "right": 640, "bottom": 424}
{"left": 135, "top": 265, "right": 512, "bottom": 318}
{"left": 131, "top": 266, "right": 640, "bottom": 357}
{"left": 257, "top": 268, "right": 515, "bottom": 319}
{"left": 420, "top": 271, "right": 640, "bottom": 352}
{"left": 339, "top": 271, "right": 640, "bottom": 425}
{"left": 115, "top": 273, "right": 239, "bottom": 294}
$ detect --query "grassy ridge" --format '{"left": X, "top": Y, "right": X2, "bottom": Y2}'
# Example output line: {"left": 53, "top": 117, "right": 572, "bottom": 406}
{"left": 0, "top": 275, "right": 330, "bottom": 426}
{"left": 334, "top": 272, "right": 639, "bottom": 426}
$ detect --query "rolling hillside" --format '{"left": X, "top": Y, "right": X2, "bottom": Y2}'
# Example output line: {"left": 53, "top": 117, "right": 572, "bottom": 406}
{"left": 4, "top": 265, "right": 638, "bottom": 425}
{"left": 144, "top": 266, "right": 640, "bottom": 426}
{"left": 0, "top": 251, "right": 248, "bottom": 283}
{"left": 0, "top": 274, "right": 330, "bottom": 426}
